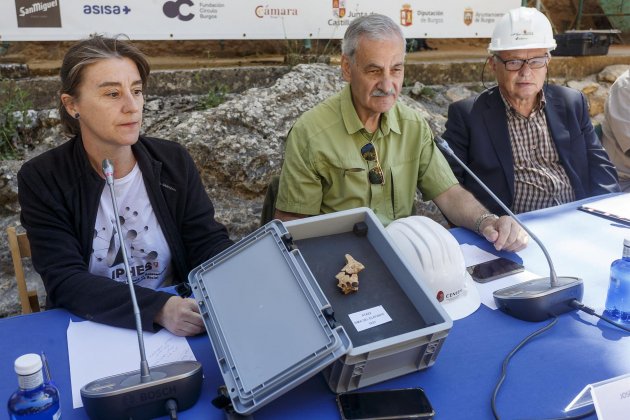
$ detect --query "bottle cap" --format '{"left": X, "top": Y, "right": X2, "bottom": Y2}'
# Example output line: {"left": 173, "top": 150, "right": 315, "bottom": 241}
{"left": 14, "top": 353, "right": 43, "bottom": 376}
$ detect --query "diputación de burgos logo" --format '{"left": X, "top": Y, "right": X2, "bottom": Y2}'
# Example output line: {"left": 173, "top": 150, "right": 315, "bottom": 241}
{"left": 400, "top": 4, "right": 412, "bottom": 27}
{"left": 254, "top": 5, "right": 298, "bottom": 19}
{"left": 15, "top": 0, "right": 62, "bottom": 27}
{"left": 163, "top": 0, "right": 194, "bottom": 21}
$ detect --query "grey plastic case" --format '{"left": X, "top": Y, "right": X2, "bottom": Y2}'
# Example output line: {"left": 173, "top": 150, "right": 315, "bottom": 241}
{"left": 189, "top": 207, "right": 452, "bottom": 415}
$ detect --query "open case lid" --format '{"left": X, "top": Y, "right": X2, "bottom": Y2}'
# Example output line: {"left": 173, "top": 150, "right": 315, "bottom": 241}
{"left": 188, "top": 220, "right": 352, "bottom": 415}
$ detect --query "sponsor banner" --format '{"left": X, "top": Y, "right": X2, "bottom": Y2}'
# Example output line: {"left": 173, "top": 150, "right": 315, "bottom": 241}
{"left": 0, "top": 0, "right": 520, "bottom": 41}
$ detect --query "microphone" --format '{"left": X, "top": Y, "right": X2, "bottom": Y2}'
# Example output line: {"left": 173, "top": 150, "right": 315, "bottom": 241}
{"left": 79, "top": 159, "right": 203, "bottom": 420}
{"left": 434, "top": 136, "right": 583, "bottom": 322}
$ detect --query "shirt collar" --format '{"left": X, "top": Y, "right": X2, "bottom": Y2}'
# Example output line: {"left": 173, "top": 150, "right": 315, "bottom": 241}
{"left": 340, "top": 84, "right": 401, "bottom": 136}
{"left": 499, "top": 88, "right": 546, "bottom": 117}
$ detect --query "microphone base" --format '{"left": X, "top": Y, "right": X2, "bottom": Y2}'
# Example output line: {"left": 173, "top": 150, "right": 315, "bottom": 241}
{"left": 493, "top": 276, "right": 584, "bottom": 322}
{"left": 81, "top": 360, "right": 202, "bottom": 420}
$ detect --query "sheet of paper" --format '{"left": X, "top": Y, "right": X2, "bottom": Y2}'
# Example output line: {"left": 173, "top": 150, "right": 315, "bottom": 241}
{"left": 578, "top": 193, "right": 630, "bottom": 224}
{"left": 473, "top": 270, "right": 540, "bottom": 310}
{"left": 460, "top": 244, "right": 540, "bottom": 310}
{"left": 460, "top": 243, "right": 501, "bottom": 267}
{"left": 67, "top": 320, "right": 196, "bottom": 408}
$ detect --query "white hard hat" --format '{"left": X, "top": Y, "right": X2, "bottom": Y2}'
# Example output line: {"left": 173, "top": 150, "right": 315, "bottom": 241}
{"left": 488, "top": 7, "right": 556, "bottom": 53}
{"left": 386, "top": 216, "right": 480, "bottom": 320}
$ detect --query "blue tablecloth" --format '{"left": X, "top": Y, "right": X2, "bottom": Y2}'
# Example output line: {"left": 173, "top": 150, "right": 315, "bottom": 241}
{"left": 2, "top": 195, "right": 629, "bottom": 419}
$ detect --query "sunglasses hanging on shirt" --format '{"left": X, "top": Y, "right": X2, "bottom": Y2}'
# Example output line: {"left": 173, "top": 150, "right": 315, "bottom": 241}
{"left": 360, "top": 142, "right": 385, "bottom": 185}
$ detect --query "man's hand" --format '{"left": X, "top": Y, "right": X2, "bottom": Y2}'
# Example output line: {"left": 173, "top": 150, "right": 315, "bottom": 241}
{"left": 154, "top": 296, "right": 205, "bottom": 337}
{"left": 480, "top": 215, "right": 529, "bottom": 252}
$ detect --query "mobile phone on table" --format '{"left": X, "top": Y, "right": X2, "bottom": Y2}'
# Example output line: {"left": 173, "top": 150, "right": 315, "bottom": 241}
{"left": 336, "top": 387, "right": 434, "bottom": 420}
{"left": 468, "top": 257, "right": 524, "bottom": 283}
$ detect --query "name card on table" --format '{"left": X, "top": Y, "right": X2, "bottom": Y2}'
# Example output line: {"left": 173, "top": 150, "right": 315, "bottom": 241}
{"left": 565, "top": 373, "right": 630, "bottom": 420}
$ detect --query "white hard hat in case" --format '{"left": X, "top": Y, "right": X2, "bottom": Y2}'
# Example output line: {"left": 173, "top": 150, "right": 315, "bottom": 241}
{"left": 386, "top": 216, "right": 480, "bottom": 320}
{"left": 488, "top": 7, "right": 556, "bottom": 53}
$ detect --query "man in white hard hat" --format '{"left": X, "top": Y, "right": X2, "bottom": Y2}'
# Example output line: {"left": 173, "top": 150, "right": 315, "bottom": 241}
{"left": 274, "top": 14, "right": 528, "bottom": 252}
{"left": 442, "top": 7, "right": 619, "bottom": 215}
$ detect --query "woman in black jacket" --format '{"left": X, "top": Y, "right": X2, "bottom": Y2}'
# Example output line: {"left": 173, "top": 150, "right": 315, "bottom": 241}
{"left": 18, "top": 36, "right": 233, "bottom": 336}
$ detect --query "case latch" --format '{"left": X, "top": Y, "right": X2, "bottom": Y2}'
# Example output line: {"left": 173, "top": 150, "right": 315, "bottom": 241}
{"left": 323, "top": 307, "right": 340, "bottom": 329}
{"left": 281, "top": 232, "right": 295, "bottom": 252}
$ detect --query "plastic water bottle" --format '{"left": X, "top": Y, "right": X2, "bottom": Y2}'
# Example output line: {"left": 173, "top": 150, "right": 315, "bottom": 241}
{"left": 604, "top": 238, "right": 630, "bottom": 323}
{"left": 7, "top": 353, "right": 61, "bottom": 420}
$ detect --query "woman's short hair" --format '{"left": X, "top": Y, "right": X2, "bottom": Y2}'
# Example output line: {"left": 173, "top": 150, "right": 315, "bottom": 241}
{"left": 59, "top": 35, "right": 150, "bottom": 136}
{"left": 341, "top": 14, "right": 405, "bottom": 62}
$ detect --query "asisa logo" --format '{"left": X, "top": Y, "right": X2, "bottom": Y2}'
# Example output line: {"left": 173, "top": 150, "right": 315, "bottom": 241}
{"left": 163, "top": 0, "right": 194, "bottom": 21}
{"left": 83, "top": 4, "right": 131, "bottom": 15}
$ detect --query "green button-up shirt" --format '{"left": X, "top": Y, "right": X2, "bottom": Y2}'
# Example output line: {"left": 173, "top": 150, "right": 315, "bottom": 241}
{"left": 276, "top": 84, "right": 458, "bottom": 226}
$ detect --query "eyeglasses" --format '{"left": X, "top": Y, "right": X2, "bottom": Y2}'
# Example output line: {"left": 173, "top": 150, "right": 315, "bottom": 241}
{"left": 360, "top": 142, "right": 385, "bottom": 185}
{"left": 493, "top": 55, "right": 549, "bottom": 71}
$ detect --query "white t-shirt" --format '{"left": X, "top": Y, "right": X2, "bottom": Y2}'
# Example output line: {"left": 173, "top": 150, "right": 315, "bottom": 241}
{"left": 89, "top": 163, "right": 173, "bottom": 289}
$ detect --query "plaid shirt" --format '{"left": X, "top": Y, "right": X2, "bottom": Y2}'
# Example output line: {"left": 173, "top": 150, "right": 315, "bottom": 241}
{"left": 501, "top": 91, "right": 575, "bottom": 213}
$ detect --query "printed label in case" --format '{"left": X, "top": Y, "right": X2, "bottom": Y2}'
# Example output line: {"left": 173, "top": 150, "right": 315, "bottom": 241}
{"left": 348, "top": 305, "right": 392, "bottom": 332}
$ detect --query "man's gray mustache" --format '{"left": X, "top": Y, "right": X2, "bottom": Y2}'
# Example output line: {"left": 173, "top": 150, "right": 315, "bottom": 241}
{"left": 371, "top": 89, "right": 395, "bottom": 97}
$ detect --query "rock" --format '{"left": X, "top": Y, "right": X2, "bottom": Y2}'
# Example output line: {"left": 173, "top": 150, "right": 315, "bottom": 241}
{"left": 411, "top": 81, "right": 425, "bottom": 96}
{"left": 445, "top": 86, "right": 475, "bottom": 103}
{"left": 598, "top": 64, "right": 629, "bottom": 83}
{"left": 0, "top": 63, "right": 29, "bottom": 79}
{"left": 0, "top": 161, "right": 21, "bottom": 213}
{"left": 567, "top": 76, "right": 600, "bottom": 95}
{"left": 586, "top": 86, "right": 609, "bottom": 117}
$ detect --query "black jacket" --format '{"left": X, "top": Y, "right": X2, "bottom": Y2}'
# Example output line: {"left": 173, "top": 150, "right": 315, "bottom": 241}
{"left": 18, "top": 135, "right": 233, "bottom": 331}
{"left": 443, "top": 84, "right": 620, "bottom": 214}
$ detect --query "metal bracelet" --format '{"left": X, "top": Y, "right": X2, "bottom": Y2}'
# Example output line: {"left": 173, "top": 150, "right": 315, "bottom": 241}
{"left": 475, "top": 212, "right": 499, "bottom": 234}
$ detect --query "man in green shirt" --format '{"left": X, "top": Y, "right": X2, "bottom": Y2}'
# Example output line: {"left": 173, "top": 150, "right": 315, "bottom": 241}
{"left": 275, "top": 14, "right": 528, "bottom": 252}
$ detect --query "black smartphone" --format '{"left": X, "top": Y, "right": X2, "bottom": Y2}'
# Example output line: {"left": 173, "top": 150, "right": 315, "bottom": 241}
{"left": 468, "top": 257, "right": 525, "bottom": 283}
{"left": 337, "top": 388, "right": 434, "bottom": 420}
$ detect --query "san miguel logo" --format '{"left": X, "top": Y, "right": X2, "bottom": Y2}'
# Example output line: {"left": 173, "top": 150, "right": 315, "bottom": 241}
{"left": 400, "top": 4, "right": 412, "bottom": 27}
{"left": 15, "top": 0, "right": 62, "bottom": 27}
{"left": 463, "top": 7, "right": 473, "bottom": 26}
{"left": 332, "top": 0, "right": 345, "bottom": 18}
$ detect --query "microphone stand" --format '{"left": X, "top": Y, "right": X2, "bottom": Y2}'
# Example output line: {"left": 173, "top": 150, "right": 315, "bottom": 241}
{"left": 102, "top": 159, "right": 151, "bottom": 383}
{"left": 434, "top": 136, "right": 583, "bottom": 322}
{"left": 79, "top": 160, "right": 203, "bottom": 420}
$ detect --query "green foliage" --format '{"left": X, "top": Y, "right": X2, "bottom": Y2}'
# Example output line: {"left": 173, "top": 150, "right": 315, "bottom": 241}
{"left": 418, "top": 86, "right": 436, "bottom": 99}
{"left": 283, "top": 38, "right": 339, "bottom": 67}
{"left": 197, "top": 84, "right": 229, "bottom": 109}
{"left": 0, "top": 79, "right": 32, "bottom": 159}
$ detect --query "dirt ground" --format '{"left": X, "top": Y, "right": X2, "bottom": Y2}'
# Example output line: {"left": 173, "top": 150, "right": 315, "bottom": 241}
{"left": 0, "top": 38, "right": 490, "bottom": 71}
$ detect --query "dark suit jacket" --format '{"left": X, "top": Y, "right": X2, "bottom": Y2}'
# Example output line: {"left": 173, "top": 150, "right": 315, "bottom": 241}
{"left": 442, "top": 84, "right": 620, "bottom": 214}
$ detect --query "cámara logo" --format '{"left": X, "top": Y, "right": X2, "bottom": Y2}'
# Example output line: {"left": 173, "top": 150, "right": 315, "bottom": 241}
{"left": 463, "top": 7, "right": 473, "bottom": 26}
{"left": 400, "top": 4, "right": 412, "bottom": 27}
{"left": 254, "top": 5, "right": 298, "bottom": 19}
{"left": 163, "top": 0, "right": 194, "bottom": 21}
{"left": 15, "top": 0, "right": 62, "bottom": 27}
